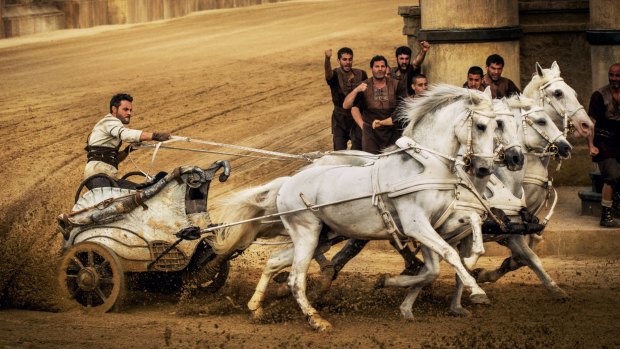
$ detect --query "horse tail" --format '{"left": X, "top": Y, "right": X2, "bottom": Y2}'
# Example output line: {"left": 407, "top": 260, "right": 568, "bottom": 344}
{"left": 210, "top": 176, "right": 289, "bottom": 255}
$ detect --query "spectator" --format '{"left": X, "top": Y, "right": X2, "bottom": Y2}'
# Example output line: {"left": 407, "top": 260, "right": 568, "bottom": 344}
{"left": 588, "top": 63, "right": 620, "bottom": 227}
{"left": 463, "top": 66, "right": 484, "bottom": 91}
{"left": 325, "top": 47, "right": 368, "bottom": 151}
{"left": 390, "top": 41, "right": 431, "bottom": 96}
{"left": 482, "top": 54, "right": 520, "bottom": 98}
{"left": 343, "top": 55, "right": 408, "bottom": 154}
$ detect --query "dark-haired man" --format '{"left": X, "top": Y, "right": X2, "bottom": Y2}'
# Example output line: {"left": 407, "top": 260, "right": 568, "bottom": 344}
{"left": 325, "top": 47, "right": 368, "bottom": 150}
{"left": 482, "top": 54, "right": 520, "bottom": 98}
{"left": 411, "top": 73, "right": 429, "bottom": 97}
{"left": 391, "top": 41, "right": 431, "bottom": 96}
{"left": 463, "top": 66, "right": 484, "bottom": 91}
{"left": 343, "top": 55, "right": 408, "bottom": 154}
{"left": 588, "top": 63, "right": 620, "bottom": 227}
{"left": 84, "top": 93, "right": 171, "bottom": 187}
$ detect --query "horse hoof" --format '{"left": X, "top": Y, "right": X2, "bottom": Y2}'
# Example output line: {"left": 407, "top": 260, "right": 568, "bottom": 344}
{"left": 309, "top": 316, "right": 332, "bottom": 332}
{"left": 321, "top": 265, "right": 336, "bottom": 281}
{"left": 470, "top": 293, "right": 490, "bottom": 305}
{"left": 471, "top": 268, "right": 487, "bottom": 282}
{"left": 449, "top": 306, "right": 471, "bottom": 317}
{"left": 551, "top": 288, "right": 570, "bottom": 302}
{"left": 374, "top": 274, "right": 389, "bottom": 289}
{"left": 250, "top": 308, "right": 265, "bottom": 322}
{"left": 400, "top": 308, "right": 415, "bottom": 321}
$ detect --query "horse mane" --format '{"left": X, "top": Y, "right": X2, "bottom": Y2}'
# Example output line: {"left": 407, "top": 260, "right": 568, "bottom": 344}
{"left": 522, "top": 63, "right": 570, "bottom": 97}
{"left": 505, "top": 94, "right": 537, "bottom": 109}
{"left": 397, "top": 84, "right": 492, "bottom": 137}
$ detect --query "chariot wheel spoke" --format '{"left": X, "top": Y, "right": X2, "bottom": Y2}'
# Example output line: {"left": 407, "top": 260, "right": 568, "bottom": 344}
{"left": 71, "top": 256, "right": 85, "bottom": 269}
{"left": 99, "top": 277, "right": 114, "bottom": 285}
{"left": 87, "top": 251, "right": 94, "bottom": 267}
{"left": 95, "top": 287, "right": 108, "bottom": 303}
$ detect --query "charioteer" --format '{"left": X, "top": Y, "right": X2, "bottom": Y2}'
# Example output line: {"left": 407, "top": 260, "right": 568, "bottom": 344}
{"left": 84, "top": 93, "right": 171, "bottom": 188}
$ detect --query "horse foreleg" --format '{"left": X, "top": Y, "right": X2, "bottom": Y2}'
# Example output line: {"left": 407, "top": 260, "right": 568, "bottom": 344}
{"left": 449, "top": 273, "right": 471, "bottom": 317}
{"left": 248, "top": 246, "right": 295, "bottom": 320}
{"left": 402, "top": 212, "right": 489, "bottom": 305}
{"left": 397, "top": 247, "right": 440, "bottom": 320}
{"left": 378, "top": 246, "right": 438, "bottom": 289}
{"left": 505, "top": 235, "right": 569, "bottom": 300}
{"left": 389, "top": 239, "right": 425, "bottom": 276}
{"left": 527, "top": 233, "right": 544, "bottom": 250}
{"left": 462, "top": 213, "right": 485, "bottom": 269}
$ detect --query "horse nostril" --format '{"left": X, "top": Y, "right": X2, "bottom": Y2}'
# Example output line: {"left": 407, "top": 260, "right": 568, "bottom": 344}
{"left": 581, "top": 122, "right": 590, "bottom": 130}
{"left": 477, "top": 167, "right": 491, "bottom": 176}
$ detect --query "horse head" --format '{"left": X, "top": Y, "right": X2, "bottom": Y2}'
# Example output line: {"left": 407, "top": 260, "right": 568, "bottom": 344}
{"left": 493, "top": 98, "right": 524, "bottom": 171}
{"left": 507, "top": 95, "right": 572, "bottom": 159}
{"left": 457, "top": 86, "right": 499, "bottom": 178}
{"left": 522, "top": 61, "right": 593, "bottom": 138}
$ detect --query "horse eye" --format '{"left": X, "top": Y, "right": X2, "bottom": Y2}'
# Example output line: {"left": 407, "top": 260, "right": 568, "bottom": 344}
{"left": 536, "top": 119, "right": 547, "bottom": 126}
{"left": 553, "top": 89, "right": 563, "bottom": 98}
{"left": 476, "top": 124, "right": 487, "bottom": 131}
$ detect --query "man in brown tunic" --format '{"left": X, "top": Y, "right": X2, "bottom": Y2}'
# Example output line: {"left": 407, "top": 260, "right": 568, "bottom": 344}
{"left": 588, "top": 63, "right": 620, "bottom": 227}
{"left": 482, "top": 54, "right": 520, "bottom": 98}
{"left": 343, "top": 55, "right": 408, "bottom": 154}
{"left": 390, "top": 41, "right": 431, "bottom": 96}
{"left": 325, "top": 47, "right": 368, "bottom": 150}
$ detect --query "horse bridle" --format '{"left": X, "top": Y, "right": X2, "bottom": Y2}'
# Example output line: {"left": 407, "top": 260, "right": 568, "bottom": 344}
{"left": 492, "top": 109, "right": 521, "bottom": 165}
{"left": 460, "top": 109, "right": 498, "bottom": 168}
{"left": 520, "top": 106, "right": 564, "bottom": 157}
{"left": 537, "top": 77, "right": 584, "bottom": 137}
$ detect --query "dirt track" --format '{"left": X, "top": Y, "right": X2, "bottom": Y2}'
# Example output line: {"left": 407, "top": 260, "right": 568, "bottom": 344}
{"left": 1, "top": 0, "right": 619, "bottom": 347}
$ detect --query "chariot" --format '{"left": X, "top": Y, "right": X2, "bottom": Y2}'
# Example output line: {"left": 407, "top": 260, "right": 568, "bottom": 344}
{"left": 56, "top": 160, "right": 232, "bottom": 312}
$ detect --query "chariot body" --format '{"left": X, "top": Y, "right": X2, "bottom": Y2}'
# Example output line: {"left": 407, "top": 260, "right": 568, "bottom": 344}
{"left": 56, "top": 161, "right": 232, "bottom": 312}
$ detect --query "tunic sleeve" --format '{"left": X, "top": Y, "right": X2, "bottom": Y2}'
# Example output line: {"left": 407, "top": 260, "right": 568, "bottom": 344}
{"left": 105, "top": 118, "right": 143, "bottom": 143}
{"left": 326, "top": 70, "right": 338, "bottom": 86}
{"left": 588, "top": 91, "right": 606, "bottom": 122}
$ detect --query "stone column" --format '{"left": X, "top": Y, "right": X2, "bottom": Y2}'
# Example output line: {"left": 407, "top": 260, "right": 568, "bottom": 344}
{"left": 417, "top": 0, "right": 521, "bottom": 87}
{"left": 587, "top": 0, "right": 620, "bottom": 90}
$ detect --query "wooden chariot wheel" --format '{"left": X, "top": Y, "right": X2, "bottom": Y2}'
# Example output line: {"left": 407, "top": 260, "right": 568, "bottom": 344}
{"left": 57, "top": 242, "right": 126, "bottom": 312}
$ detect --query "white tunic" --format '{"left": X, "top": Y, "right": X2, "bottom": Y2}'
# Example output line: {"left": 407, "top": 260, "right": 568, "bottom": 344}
{"left": 83, "top": 114, "right": 143, "bottom": 179}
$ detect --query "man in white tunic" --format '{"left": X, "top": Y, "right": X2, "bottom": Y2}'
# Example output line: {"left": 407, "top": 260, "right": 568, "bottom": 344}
{"left": 84, "top": 93, "right": 170, "bottom": 187}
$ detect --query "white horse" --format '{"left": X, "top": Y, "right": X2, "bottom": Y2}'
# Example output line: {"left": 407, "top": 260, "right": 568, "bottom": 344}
{"left": 469, "top": 62, "right": 590, "bottom": 290}
{"left": 450, "top": 95, "right": 572, "bottom": 313}
{"left": 522, "top": 61, "right": 593, "bottom": 214}
{"left": 212, "top": 85, "right": 499, "bottom": 331}
{"left": 243, "top": 94, "right": 526, "bottom": 321}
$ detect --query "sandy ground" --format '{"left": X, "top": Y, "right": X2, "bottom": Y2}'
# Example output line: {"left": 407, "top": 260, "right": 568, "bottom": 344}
{"left": 0, "top": 0, "right": 619, "bottom": 347}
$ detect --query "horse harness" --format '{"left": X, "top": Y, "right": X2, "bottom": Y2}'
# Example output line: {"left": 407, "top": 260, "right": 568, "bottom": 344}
{"left": 537, "top": 76, "right": 583, "bottom": 138}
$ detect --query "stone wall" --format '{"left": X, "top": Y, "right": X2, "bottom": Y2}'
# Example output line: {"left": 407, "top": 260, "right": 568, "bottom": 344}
{"left": 399, "top": 0, "right": 601, "bottom": 186}
{"left": 519, "top": 0, "right": 590, "bottom": 105}
{"left": 1, "top": 0, "right": 284, "bottom": 37}
{"left": 399, "top": 1, "right": 591, "bottom": 96}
